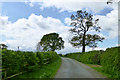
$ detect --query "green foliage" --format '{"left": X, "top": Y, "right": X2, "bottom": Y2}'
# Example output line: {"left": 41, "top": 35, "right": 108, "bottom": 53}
{"left": 0, "top": 44, "right": 8, "bottom": 49}
{"left": 65, "top": 51, "right": 102, "bottom": 64}
{"left": 78, "top": 50, "right": 102, "bottom": 64}
{"left": 13, "top": 57, "right": 61, "bottom": 78}
{"left": 37, "top": 33, "right": 64, "bottom": 51}
{"left": 58, "top": 54, "right": 63, "bottom": 57}
{"left": 69, "top": 34, "right": 104, "bottom": 48}
{"left": 64, "top": 52, "right": 80, "bottom": 60}
{"left": 101, "top": 47, "right": 120, "bottom": 78}
{"left": 36, "top": 51, "right": 58, "bottom": 65}
{"left": 2, "top": 49, "right": 58, "bottom": 78}
{"left": 69, "top": 10, "right": 104, "bottom": 52}
{"left": 65, "top": 47, "right": 120, "bottom": 78}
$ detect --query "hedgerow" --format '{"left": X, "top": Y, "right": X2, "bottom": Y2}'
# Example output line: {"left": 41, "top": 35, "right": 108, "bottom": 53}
{"left": 78, "top": 50, "right": 103, "bottom": 64}
{"left": 100, "top": 47, "right": 120, "bottom": 78}
{"left": 64, "top": 52, "right": 80, "bottom": 60}
{"left": 64, "top": 51, "right": 102, "bottom": 64}
{"left": 2, "top": 49, "right": 58, "bottom": 78}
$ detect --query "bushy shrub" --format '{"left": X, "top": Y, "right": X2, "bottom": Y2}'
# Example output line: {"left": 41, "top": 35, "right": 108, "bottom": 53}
{"left": 65, "top": 50, "right": 103, "bottom": 64}
{"left": 101, "top": 47, "right": 120, "bottom": 78}
{"left": 36, "top": 52, "right": 44, "bottom": 65}
{"left": 64, "top": 52, "right": 80, "bottom": 60}
{"left": 2, "top": 49, "right": 58, "bottom": 78}
{"left": 79, "top": 50, "right": 103, "bottom": 64}
{"left": 58, "top": 54, "right": 63, "bottom": 57}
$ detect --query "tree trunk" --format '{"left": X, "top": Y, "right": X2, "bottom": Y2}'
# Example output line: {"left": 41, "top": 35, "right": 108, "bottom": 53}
{"left": 52, "top": 49, "right": 55, "bottom": 51}
{"left": 77, "top": 32, "right": 86, "bottom": 59}
{"left": 82, "top": 32, "right": 86, "bottom": 53}
{"left": 51, "top": 47, "right": 55, "bottom": 51}
{"left": 77, "top": 32, "right": 86, "bottom": 58}
{"left": 82, "top": 45, "right": 85, "bottom": 53}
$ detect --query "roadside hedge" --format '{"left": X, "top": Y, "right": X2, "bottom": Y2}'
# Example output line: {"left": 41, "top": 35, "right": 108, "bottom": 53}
{"left": 78, "top": 50, "right": 103, "bottom": 64}
{"left": 101, "top": 47, "right": 120, "bottom": 78}
{"left": 2, "top": 49, "right": 58, "bottom": 78}
{"left": 64, "top": 52, "right": 80, "bottom": 60}
{"left": 64, "top": 51, "right": 103, "bottom": 64}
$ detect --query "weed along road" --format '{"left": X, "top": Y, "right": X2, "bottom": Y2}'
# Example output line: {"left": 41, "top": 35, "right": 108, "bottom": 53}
{"left": 55, "top": 57, "right": 106, "bottom": 78}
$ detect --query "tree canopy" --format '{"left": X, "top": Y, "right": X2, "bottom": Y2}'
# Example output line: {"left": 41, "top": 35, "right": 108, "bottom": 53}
{"left": 69, "top": 10, "right": 105, "bottom": 53}
{"left": 37, "top": 33, "right": 64, "bottom": 51}
{"left": 0, "top": 44, "right": 8, "bottom": 49}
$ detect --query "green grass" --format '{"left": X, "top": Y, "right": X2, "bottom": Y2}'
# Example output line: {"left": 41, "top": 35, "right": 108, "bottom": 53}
{"left": 86, "top": 64, "right": 112, "bottom": 78}
{"left": 12, "top": 57, "right": 61, "bottom": 79}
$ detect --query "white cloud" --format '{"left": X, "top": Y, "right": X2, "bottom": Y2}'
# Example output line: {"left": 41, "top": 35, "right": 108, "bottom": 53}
{"left": 94, "top": 9, "right": 118, "bottom": 39}
{"left": 25, "top": 0, "right": 118, "bottom": 14}
{"left": 0, "top": 14, "right": 73, "bottom": 53}
{"left": 94, "top": 47, "right": 106, "bottom": 51}
{"left": 0, "top": 6, "right": 118, "bottom": 53}
{"left": 0, "top": 14, "right": 107, "bottom": 53}
{"left": 64, "top": 18, "right": 71, "bottom": 26}
{"left": 57, "top": 42, "right": 82, "bottom": 54}
{"left": 0, "top": 16, "right": 10, "bottom": 26}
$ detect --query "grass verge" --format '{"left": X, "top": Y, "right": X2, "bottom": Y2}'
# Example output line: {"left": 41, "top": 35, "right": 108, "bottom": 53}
{"left": 86, "top": 64, "right": 112, "bottom": 78}
{"left": 12, "top": 57, "right": 61, "bottom": 79}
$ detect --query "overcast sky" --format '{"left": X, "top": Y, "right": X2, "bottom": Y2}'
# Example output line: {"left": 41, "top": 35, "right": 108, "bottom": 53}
{"left": 0, "top": 0, "right": 119, "bottom": 54}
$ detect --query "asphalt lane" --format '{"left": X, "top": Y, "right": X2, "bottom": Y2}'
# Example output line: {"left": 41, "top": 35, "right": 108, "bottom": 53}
{"left": 55, "top": 57, "right": 106, "bottom": 78}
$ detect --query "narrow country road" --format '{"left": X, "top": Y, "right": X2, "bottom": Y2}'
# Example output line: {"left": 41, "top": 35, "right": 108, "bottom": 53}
{"left": 55, "top": 57, "right": 106, "bottom": 78}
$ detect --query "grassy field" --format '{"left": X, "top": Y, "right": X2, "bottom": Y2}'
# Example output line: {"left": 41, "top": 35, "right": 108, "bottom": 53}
{"left": 12, "top": 57, "right": 61, "bottom": 79}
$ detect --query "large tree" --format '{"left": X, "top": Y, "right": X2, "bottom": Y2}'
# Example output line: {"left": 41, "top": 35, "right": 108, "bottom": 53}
{"left": 69, "top": 10, "right": 105, "bottom": 53}
{"left": 37, "top": 33, "right": 64, "bottom": 51}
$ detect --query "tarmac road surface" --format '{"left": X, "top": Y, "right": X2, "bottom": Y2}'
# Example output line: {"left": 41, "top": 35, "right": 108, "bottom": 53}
{"left": 55, "top": 57, "right": 106, "bottom": 78}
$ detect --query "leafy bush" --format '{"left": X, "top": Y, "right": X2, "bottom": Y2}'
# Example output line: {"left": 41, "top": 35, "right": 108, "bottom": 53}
{"left": 64, "top": 52, "right": 80, "bottom": 60}
{"left": 36, "top": 52, "right": 44, "bottom": 65}
{"left": 58, "top": 54, "right": 63, "bottom": 57}
{"left": 79, "top": 50, "right": 103, "bottom": 64}
{"left": 2, "top": 49, "right": 58, "bottom": 78}
{"left": 101, "top": 47, "right": 120, "bottom": 78}
{"left": 65, "top": 51, "right": 102, "bottom": 64}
